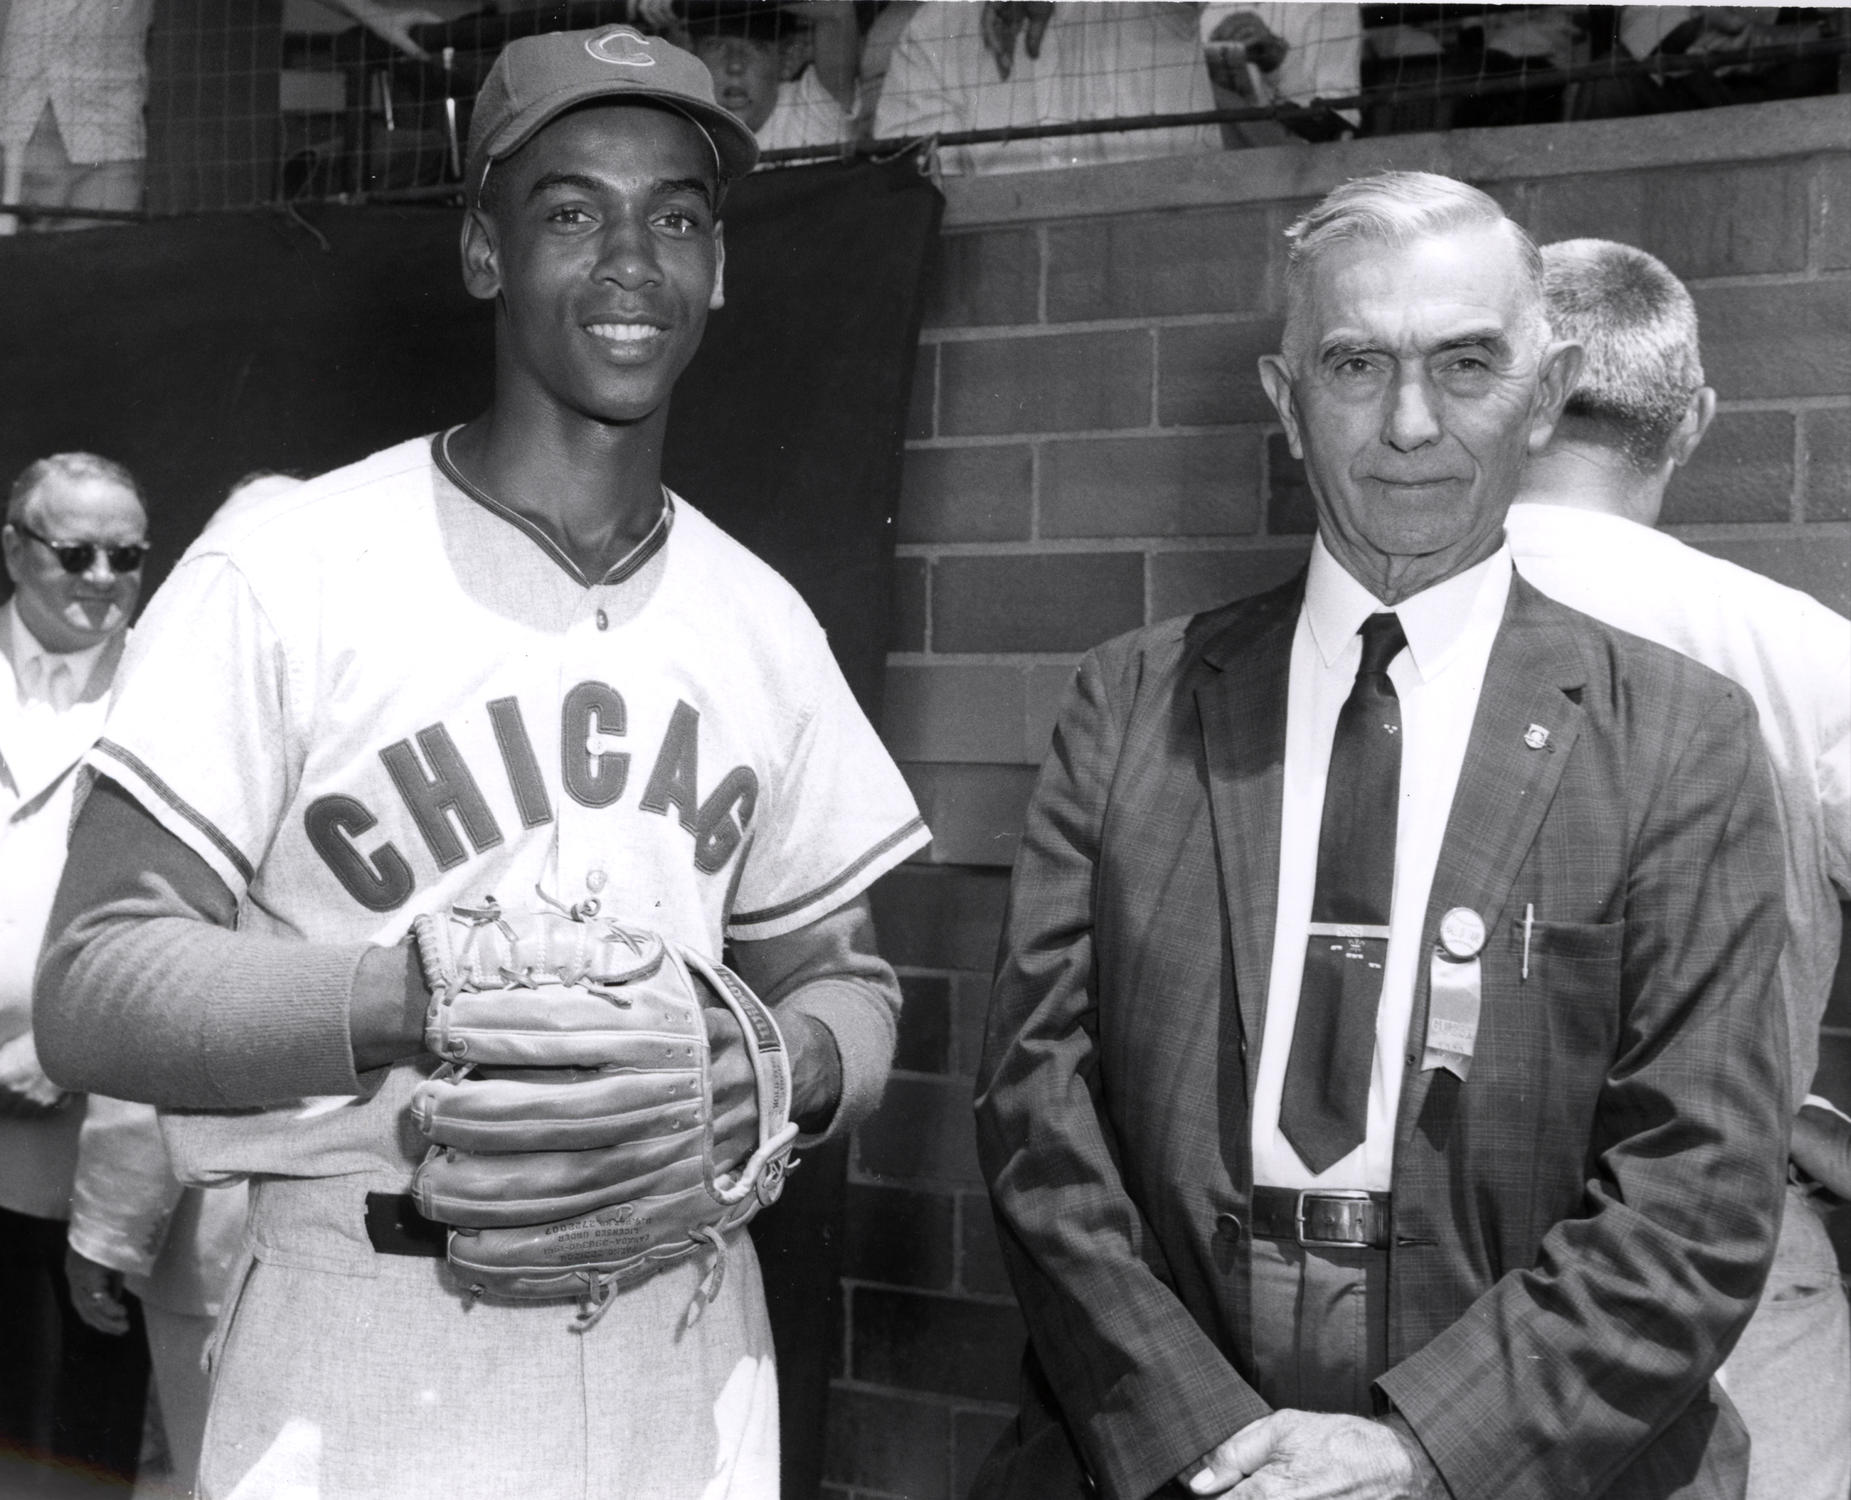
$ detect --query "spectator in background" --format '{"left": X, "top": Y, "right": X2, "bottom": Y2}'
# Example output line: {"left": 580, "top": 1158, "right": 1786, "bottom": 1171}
{"left": 0, "top": 0, "right": 436, "bottom": 233}
{"left": 1507, "top": 237, "right": 1851, "bottom": 1500}
{"left": 1198, "top": 4, "right": 1361, "bottom": 147}
{"left": 687, "top": 0, "right": 860, "bottom": 155}
{"left": 875, "top": 1, "right": 1219, "bottom": 176}
{"left": 1581, "top": 6, "right": 1839, "bottom": 119}
{"left": 0, "top": 452, "right": 150, "bottom": 1488}
{"left": 59, "top": 470, "right": 302, "bottom": 1500}
{"left": 1453, "top": 6, "right": 1581, "bottom": 128}
{"left": 0, "top": 0, "right": 154, "bottom": 233}
{"left": 65, "top": 1096, "right": 247, "bottom": 1500}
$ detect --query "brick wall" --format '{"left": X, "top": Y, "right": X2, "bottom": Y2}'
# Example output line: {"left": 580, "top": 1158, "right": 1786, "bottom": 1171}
{"left": 828, "top": 96, "right": 1851, "bottom": 1499}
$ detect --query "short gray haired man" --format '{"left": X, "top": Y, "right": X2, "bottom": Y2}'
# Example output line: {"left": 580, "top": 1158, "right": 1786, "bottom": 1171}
{"left": 976, "top": 172, "right": 1788, "bottom": 1500}
{"left": 1509, "top": 236, "right": 1851, "bottom": 1500}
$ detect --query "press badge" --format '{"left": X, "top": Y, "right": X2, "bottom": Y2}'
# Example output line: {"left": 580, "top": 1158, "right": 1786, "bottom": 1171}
{"left": 1423, "top": 907, "right": 1485, "bottom": 1080}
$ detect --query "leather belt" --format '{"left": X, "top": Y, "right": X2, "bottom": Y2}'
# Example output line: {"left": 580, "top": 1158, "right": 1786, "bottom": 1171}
{"left": 1248, "top": 1186, "right": 1392, "bottom": 1249}
{"left": 364, "top": 1192, "right": 448, "bottom": 1258}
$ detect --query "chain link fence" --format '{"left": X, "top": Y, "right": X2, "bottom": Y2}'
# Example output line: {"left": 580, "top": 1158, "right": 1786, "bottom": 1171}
{"left": 0, "top": 1, "right": 1843, "bottom": 226}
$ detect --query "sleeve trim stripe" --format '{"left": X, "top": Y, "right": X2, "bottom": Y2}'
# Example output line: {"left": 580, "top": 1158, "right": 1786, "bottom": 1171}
{"left": 94, "top": 738, "right": 256, "bottom": 885}
{"left": 731, "top": 817, "right": 929, "bottom": 927}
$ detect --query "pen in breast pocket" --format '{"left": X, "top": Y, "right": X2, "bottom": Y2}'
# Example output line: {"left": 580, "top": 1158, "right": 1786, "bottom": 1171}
{"left": 1522, "top": 903, "right": 1534, "bottom": 981}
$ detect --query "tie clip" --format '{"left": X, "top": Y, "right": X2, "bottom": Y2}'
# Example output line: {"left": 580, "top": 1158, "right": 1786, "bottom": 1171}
{"left": 1307, "top": 922, "right": 1392, "bottom": 940}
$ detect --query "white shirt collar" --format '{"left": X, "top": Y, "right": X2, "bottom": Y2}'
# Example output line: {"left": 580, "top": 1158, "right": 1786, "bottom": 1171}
{"left": 1304, "top": 532, "right": 1513, "bottom": 684}
{"left": 7, "top": 597, "right": 110, "bottom": 702}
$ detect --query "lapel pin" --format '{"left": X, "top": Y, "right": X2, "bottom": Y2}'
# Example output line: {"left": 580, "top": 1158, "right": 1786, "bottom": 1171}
{"left": 1523, "top": 724, "right": 1550, "bottom": 751}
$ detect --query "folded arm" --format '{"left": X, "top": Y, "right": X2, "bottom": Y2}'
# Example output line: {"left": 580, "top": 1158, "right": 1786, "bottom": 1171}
{"left": 35, "top": 777, "right": 424, "bottom": 1107}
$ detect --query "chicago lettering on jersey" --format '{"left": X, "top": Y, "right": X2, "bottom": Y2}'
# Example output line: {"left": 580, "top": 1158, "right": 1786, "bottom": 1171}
{"left": 302, "top": 683, "right": 758, "bottom": 911}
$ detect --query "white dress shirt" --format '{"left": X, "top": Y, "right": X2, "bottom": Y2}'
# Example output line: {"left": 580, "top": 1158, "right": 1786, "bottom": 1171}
{"left": 1252, "top": 536, "right": 1512, "bottom": 1190}
{"left": 2, "top": 598, "right": 109, "bottom": 809}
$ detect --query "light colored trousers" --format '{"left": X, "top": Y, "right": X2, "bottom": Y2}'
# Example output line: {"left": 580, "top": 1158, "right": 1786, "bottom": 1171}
{"left": 1722, "top": 1185, "right": 1851, "bottom": 1500}
{"left": 199, "top": 1179, "right": 778, "bottom": 1500}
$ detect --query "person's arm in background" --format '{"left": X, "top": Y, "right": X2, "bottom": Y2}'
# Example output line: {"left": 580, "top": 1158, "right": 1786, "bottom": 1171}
{"left": 312, "top": 0, "right": 443, "bottom": 60}
{"left": 64, "top": 1094, "right": 185, "bottom": 1336}
{"left": 1793, "top": 1095, "right": 1851, "bottom": 1199}
{"left": 1792, "top": 621, "right": 1851, "bottom": 1199}
{"left": 784, "top": 1, "right": 862, "bottom": 111}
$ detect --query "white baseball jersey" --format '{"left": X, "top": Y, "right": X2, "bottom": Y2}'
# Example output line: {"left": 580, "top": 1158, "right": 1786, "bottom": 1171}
{"left": 91, "top": 434, "right": 928, "bottom": 1191}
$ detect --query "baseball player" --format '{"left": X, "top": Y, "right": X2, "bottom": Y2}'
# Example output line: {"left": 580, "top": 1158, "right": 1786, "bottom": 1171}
{"left": 35, "top": 25, "right": 926, "bottom": 1500}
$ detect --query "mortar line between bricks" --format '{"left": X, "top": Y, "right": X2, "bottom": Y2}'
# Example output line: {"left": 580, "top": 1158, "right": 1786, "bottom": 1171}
{"left": 906, "top": 423, "right": 1283, "bottom": 449}
{"left": 1663, "top": 520, "right": 1851, "bottom": 541}
{"left": 1717, "top": 395, "right": 1851, "bottom": 413}
{"left": 896, "top": 537, "right": 1297, "bottom": 557}
{"left": 1148, "top": 326, "right": 1160, "bottom": 431}
{"left": 920, "top": 309, "right": 1284, "bottom": 341}
{"left": 1806, "top": 156, "right": 1823, "bottom": 279}
{"left": 1029, "top": 441, "right": 1043, "bottom": 541}
{"left": 1684, "top": 268, "right": 1851, "bottom": 288}
{"left": 1794, "top": 409, "right": 1811, "bottom": 523}
{"left": 1036, "top": 220, "right": 1049, "bottom": 325}
{"left": 906, "top": 420, "right": 1286, "bottom": 448}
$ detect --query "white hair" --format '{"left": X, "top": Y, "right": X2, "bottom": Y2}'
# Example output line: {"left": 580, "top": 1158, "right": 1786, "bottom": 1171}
{"left": 7, "top": 451, "right": 144, "bottom": 524}
{"left": 1280, "top": 171, "right": 1550, "bottom": 365}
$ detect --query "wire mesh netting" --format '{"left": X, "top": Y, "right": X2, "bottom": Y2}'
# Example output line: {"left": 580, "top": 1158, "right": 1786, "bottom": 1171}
{"left": 0, "top": 1, "right": 1843, "bottom": 226}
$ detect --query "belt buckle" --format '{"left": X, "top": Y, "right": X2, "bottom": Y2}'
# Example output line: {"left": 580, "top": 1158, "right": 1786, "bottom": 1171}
{"left": 1294, "top": 1189, "right": 1376, "bottom": 1248}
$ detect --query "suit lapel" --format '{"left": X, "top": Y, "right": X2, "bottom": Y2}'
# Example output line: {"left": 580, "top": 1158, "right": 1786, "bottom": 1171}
{"left": 1195, "top": 580, "right": 1302, "bottom": 1103}
{"left": 1394, "top": 576, "right": 1588, "bottom": 1152}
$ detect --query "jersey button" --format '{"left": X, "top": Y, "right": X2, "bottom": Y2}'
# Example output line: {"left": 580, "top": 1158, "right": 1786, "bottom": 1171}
{"left": 595, "top": 608, "right": 609, "bottom": 631}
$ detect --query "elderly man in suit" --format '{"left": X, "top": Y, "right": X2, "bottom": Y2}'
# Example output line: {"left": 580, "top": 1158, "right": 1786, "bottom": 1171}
{"left": 0, "top": 451, "right": 151, "bottom": 1485}
{"left": 974, "top": 172, "right": 1791, "bottom": 1500}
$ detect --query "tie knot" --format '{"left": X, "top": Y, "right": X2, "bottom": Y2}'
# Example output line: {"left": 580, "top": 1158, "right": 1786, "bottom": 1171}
{"left": 1357, "top": 613, "right": 1405, "bottom": 677}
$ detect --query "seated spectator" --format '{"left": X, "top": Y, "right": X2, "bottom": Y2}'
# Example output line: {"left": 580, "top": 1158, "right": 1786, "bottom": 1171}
{"left": 1453, "top": 6, "right": 1582, "bottom": 128}
{"left": 1359, "top": 19, "right": 1451, "bottom": 136}
{"left": 1580, "top": 5, "right": 1839, "bottom": 119}
{"left": 686, "top": 0, "right": 859, "bottom": 156}
{"left": 1198, "top": 4, "right": 1361, "bottom": 147}
{"left": 875, "top": 1, "right": 1220, "bottom": 176}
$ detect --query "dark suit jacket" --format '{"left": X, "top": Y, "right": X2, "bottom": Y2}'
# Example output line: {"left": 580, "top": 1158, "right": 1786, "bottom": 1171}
{"left": 973, "top": 573, "right": 1790, "bottom": 1500}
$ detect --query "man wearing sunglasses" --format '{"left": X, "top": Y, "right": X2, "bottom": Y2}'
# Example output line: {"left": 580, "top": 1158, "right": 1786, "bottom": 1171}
{"left": 0, "top": 450, "right": 150, "bottom": 1488}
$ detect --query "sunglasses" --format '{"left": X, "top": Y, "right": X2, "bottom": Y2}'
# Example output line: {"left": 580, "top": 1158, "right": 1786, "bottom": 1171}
{"left": 10, "top": 520, "right": 148, "bottom": 575}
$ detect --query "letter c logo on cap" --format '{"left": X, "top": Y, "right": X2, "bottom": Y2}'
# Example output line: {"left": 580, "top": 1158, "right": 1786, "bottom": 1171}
{"left": 586, "top": 27, "right": 657, "bottom": 66}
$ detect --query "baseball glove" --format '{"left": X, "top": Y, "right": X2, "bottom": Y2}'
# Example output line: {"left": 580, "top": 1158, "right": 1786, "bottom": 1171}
{"left": 407, "top": 897, "right": 799, "bottom": 1329}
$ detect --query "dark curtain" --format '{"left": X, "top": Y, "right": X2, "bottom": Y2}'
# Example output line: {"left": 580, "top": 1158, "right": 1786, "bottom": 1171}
{"left": 0, "top": 155, "right": 941, "bottom": 1497}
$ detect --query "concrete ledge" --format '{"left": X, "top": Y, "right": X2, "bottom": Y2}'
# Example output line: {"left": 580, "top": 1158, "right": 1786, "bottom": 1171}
{"left": 940, "top": 95, "right": 1851, "bottom": 230}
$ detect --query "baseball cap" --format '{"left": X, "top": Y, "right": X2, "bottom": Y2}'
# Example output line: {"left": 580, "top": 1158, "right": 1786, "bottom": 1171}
{"left": 467, "top": 24, "right": 760, "bottom": 203}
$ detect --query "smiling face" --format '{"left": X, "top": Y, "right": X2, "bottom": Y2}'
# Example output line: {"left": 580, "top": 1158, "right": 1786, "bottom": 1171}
{"left": 3, "top": 469, "right": 147, "bottom": 653}
{"left": 463, "top": 102, "right": 725, "bottom": 430}
{"left": 1259, "top": 225, "right": 1578, "bottom": 603}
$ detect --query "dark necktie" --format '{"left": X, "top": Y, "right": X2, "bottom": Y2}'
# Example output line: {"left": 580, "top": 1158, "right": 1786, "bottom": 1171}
{"left": 1280, "top": 611, "right": 1407, "bottom": 1175}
